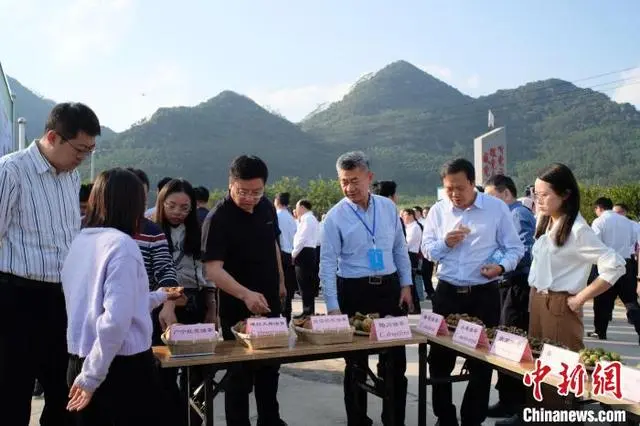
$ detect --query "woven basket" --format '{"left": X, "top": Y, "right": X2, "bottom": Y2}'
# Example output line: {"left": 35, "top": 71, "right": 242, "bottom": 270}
{"left": 294, "top": 326, "right": 355, "bottom": 345}
{"left": 231, "top": 328, "right": 290, "bottom": 350}
{"left": 161, "top": 334, "right": 218, "bottom": 357}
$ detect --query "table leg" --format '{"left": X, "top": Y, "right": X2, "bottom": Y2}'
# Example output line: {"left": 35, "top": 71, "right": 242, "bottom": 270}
{"left": 187, "top": 368, "right": 192, "bottom": 426}
{"left": 418, "top": 343, "right": 427, "bottom": 426}
{"left": 204, "top": 371, "right": 214, "bottom": 426}
{"left": 383, "top": 350, "right": 396, "bottom": 426}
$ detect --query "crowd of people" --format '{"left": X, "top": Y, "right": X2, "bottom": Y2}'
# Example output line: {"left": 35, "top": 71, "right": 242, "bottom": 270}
{"left": 1, "top": 102, "right": 639, "bottom": 426}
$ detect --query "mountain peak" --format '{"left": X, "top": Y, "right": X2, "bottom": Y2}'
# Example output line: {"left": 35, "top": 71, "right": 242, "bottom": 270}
{"left": 302, "top": 60, "right": 471, "bottom": 124}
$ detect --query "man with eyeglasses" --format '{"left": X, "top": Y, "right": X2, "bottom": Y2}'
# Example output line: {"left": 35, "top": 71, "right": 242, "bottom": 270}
{"left": 0, "top": 102, "right": 101, "bottom": 426}
{"left": 202, "top": 155, "right": 288, "bottom": 426}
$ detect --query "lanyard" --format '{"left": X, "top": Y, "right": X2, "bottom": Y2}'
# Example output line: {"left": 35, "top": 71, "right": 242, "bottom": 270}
{"left": 348, "top": 196, "right": 376, "bottom": 245}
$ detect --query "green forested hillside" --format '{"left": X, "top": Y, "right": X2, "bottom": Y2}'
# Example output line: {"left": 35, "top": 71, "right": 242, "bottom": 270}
{"left": 9, "top": 60, "right": 640, "bottom": 193}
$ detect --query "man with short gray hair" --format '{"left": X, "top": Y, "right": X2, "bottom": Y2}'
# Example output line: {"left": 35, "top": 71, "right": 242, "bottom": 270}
{"left": 320, "top": 151, "right": 413, "bottom": 426}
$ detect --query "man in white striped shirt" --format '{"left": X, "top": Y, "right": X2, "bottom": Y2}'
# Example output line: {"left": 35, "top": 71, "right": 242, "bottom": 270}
{"left": 0, "top": 102, "right": 101, "bottom": 426}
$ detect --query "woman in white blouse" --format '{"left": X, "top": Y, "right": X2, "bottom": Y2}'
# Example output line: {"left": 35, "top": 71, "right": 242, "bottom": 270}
{"left": 529, "top": 163, "right": 625, "bottom": 351}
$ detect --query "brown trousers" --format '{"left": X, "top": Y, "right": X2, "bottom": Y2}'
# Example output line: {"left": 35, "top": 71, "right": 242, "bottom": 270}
{"left": 528, "top": 288, "right": 585, "bottom": 351}
{"left": 528, "top": 288, "right": 585, "bottom": 418}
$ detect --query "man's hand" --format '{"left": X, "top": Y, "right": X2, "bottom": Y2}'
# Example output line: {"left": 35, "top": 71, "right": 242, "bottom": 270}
{"left": 637, "top": 278, "right": 640, "bottom": 297}
{"left": 399, "top": 286, "right": 414, "bottom": 313}
{"left": 480, "top": 264, "right": 503, "bottom": 279}
{"left": 279, "top": 281, "right": 287, "bottom": 307}
{"left": 445, "top": 230, "right": 467, "bottom": 248}
{"left": 567, "top": 294, "right": 584, "bottom": 313}
{"left": 158, "top": 301, "right": 178, "bottom": 331}
{"left": 242, "top": 290, "right": 271, "bottom": 315}
{"left": 67, "top": 384, "right": 93, "bottom": 412}
{"left": 327, "top": 309, "right": 342, "bottom": 315}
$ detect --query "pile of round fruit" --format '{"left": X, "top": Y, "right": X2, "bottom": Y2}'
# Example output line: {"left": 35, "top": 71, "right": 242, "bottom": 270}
{"left": 527, "top": 337, "right": 569, "bottom": 354}
{"left": 292, "top": 315, "right": 313, "bottom": 329}
{"left": 234, "top": 319, "right": 248, "bottom": 334}
{"left": 579, "top": 348, "right": 622, "bottom": 368}
{"left": 445, "top": 313, "right": 484, "bottom": 329}
{"left": 349, "top": 312, "right": 379, "bottom": 333}
{"left": 486, "top": 325, "right": 527, "bottom": 341}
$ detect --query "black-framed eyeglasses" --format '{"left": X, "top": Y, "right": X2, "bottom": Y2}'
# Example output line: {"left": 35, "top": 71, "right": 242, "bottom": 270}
{"left": 58, "top": 132, "right": 95, "bottom": 155}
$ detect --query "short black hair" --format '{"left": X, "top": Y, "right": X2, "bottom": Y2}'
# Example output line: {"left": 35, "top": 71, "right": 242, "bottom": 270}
{"left": 594, "top": 197, "right": 613, "bottom": 210}
{"left": 79, "top": 183, "right": 93, "bottom": 203}
{"left": 485, "top": 174, "right": 518, "bottom": 198}
{"left": 440, "top": 158, "right": 475, "bottom": 183}
{"left": 413, "top": 206, "right": 423, "bottom": 214}
{"left": 524, "top": 185, "right": 534, "bottom": 197}
{"left": 158, "top": 177, "right": 173, "bottom": 191}
{"left": 371, "top": 180, "right": 397, "bottom": 198}
{"left": 229, "top": 155, "right": 269, "bottom": 183}
{"left": 475, "top": 185, "right": 484, "bottom": 193}
{"left": 83, "top": 168, "right": 144, "bottom": 236}
{"left": 126, "top": 168, "right": 149, "bottom": 189}
{"left": 276, "top": 192, "right": 290, "bottom": 206}
{"left": 45, "top": 102, "right": 101, "bottom": 139}
{"left": 298, "top": 199, "right": 312, "bottom": 210}
{"left": 194, "top": 186, "right": 210, "bottom": 203}
{"left": 614, "top": 203, "right": 629, "bottom": 212}
{"left": 401, "top": 208, "right": 416, "bottom": 218}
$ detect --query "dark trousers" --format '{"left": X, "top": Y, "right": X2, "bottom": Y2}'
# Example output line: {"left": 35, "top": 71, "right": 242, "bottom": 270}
{"left": 593, "top": 259, "right": 640, "bottom": 338}
{"left": 0, "top": 273, "right": 71, "bottom": 426}
{"left": 429, "top": 280, "right": 500, "bottom": 426}
{"left": 295, "top": 247, "right": 317, "bottom": 315}
{"left": 280, "top": 251, "right": 298, "bottom": 322}
{"left": 409, "top": 252, "right": 421, "bottom": 310}
{"left": 421, "top": 259, "right": 435, "bottom": 297}
{"left": 337, "top": 274, "right": 407, "bottom": 426}
{"left": 495, "top": 273, "right": 530, "bottom": 410}
{"left": 221, "top": 321, "right": 282, "bottom": 426}
{"left": 67, "top": 349, "right": 168, "bottom": 426}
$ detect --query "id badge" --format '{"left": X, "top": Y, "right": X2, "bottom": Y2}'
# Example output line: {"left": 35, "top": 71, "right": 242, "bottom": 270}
{"left": 367, "top": 248, "right": 385, "bottom": 271}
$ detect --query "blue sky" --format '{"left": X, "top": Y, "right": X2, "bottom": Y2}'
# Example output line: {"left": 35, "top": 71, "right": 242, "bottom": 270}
{"left": 1, "top": 0, "right": 639, "bottom": 131}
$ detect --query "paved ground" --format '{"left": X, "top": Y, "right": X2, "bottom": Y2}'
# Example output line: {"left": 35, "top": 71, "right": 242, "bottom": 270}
{"left": 30, "top": 295, "right": 639, "bottom": 425}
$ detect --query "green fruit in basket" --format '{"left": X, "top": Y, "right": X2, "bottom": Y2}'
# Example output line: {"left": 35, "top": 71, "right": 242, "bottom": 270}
{"left": 585, "top": 359, "right": 595, "bottom": 367}
{"left": 354, "top": 319, "right": 363, "bottom": 330}
{"left": 589, "top": 354, "right": 599, "bottom": 363}
{"left": 611, "top": 353, "right": 621, "bottom": 362}
{"left": 600, "top": 355, "right": 611, "bottom": 362}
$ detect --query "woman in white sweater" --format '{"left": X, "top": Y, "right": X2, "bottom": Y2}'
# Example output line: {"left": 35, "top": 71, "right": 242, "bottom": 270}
{"left": 63, "top": 168, "right": 182, "bottom": 425}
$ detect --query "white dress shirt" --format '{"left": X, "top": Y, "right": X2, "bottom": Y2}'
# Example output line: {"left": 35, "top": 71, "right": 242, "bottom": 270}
{"left": 422, "top": 192, "right": 524, "bottom": 286}
{"left": 292, "top": 211, "right": 319, "bottom": 258}
{"left": 405, "top": 221, "right": 422, "bottom": 254}
{"left": 529, "top": 214, "right": 625, "bottom": 294}
{"left": 591, "top": 210, "right": 637, "bottom": 258}
{"left": 0, "top": 141, "right": 81, "bottom": 283}
{"left": 276, "top": 207, "right": 297, "bottom": 254}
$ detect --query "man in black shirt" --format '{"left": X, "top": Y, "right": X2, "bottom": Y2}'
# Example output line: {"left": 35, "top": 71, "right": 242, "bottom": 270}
{"left": 202, "top": 155, "right": 287, "bottom": 426}
{"left": 194, "top": 186, "right": 210, "bottom": 226}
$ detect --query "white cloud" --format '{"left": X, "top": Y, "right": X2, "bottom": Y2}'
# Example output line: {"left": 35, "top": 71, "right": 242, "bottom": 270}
{"left": 466, "top": 74, "right": 480, "bottom": 89}
{"left": 46, "top": 0, "right": 136, "bottom": 66}
{"left": 248, "top": 82, "right": 352, "bottom": 122}
{"left": 418, "top": 64, "right": 454, "bottom": 81}
{"left": 613, "top": 66, "right": 640, "bottom": 108}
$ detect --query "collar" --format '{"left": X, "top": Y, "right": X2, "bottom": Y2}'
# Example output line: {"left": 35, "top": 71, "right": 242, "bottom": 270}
{"left": 344, "top": 193, "right": 374, "bottom": 213}
{"left": 448, "top": 192, "right": 484, "bottom": 212}
{"left": 27, "top": 140, "right": 56, "bottom": 175}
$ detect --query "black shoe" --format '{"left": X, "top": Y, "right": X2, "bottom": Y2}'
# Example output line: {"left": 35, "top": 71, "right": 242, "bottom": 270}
{"left": 495, "top": 414, "right": 523, "bottom": 425}
{"left": 487, "top": 402, "right": 515, "bottom": 418}
{"left": 586, "top": 331, "right": 607, "bottom": 340}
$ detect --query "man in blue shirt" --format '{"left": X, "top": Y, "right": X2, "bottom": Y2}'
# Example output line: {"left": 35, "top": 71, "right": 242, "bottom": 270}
{"left": 320, "top": 151, "right": 413, "bottom": 426}
{"left": 484, "top": 174, "right": 536, "bottom": 425}
{"left": 422, "top": 159, "right": 524, "bottom": 426}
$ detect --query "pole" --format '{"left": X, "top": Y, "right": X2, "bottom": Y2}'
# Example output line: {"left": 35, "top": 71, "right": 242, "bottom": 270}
{"left": 17, "top": 117, "right": 26, "bottom": 150}
{"left": 10, "top": 93, "right": 16, "bottom": 151}
{"left": 90, "top": 151, "right": 95, "bottom": 182}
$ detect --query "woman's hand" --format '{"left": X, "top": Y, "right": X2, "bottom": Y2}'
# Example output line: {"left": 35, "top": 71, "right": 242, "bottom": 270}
{"left": 159, "top": 301, "right": 178, "bottom": 331}
{"left": 161, "top": 286, "right": 185, "bottom": 301}
{"left": 67, "top": 383, "right": 93, "bottom": 412}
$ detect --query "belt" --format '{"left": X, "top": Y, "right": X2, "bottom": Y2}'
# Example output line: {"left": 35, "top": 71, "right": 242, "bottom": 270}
{"left": 0, "top": 271, "right": 60, "bottom": 289}
{"left": 532, "top": 288, "right": 570, "bottom": 296}
{"left": 340, "top": 272, "right": 398, "bottom": 286}
{"left": 439, "top": 279, "right": 499, "bottom": 294}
